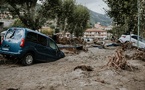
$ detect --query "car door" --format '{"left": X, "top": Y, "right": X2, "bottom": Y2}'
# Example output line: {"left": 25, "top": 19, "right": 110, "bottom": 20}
{"left": 45, "top": 38, "right": 60, "bottom": 61}
{"left": 36, "top": 34, "right": 48, "bottom": 61}
{"left": 25, "top": 32, "right": 46, "bottom": 61}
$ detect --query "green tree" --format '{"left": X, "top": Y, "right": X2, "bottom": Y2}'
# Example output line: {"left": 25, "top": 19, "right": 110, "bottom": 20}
{"left": 3, "top": 0, "right": 90, "bottom": 38}
{"left": 67, "top": 5, "right": 90, "bottom": 37}
{"left": 0, "top": 0, "right": 5, "bottom": 4}
{"left": 4, "top": 0, "right": 61, "bottom": 30}
{"left": 140, "top": 0, "right": 145, "bottom": 37}
{"left": 57, "top": 0, "right": 75, "bottom": 32}
{"left": 104, "top": 0, "right": 138, "bottom": 35}
{"left": 56, "top": 0, "right": 89, "bottom": 37}
{"left": 11, "top": 19, "right": 25, "bottom": 27}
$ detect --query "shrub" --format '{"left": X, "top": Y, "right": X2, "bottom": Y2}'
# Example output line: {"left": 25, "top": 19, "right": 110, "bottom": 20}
{"left": 40, "top": 27, "right": 54, "bottom": 35}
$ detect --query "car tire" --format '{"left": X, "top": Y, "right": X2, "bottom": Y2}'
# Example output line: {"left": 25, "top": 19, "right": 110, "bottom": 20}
{"left": 22, "top": 53, "right": 34, "bottom": 66}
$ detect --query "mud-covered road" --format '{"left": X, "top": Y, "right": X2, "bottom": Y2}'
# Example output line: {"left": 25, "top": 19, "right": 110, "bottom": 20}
{"left": 0, "top": 47, "right": 145, "bottom": 90}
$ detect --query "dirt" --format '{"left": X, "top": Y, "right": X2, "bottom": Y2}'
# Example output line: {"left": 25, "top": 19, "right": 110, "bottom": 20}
{"left": 0, "top": 47, "right": 145, "bottom": 90}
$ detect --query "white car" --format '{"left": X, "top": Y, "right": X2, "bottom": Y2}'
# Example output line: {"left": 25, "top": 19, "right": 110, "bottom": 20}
{"left": 119, "top": 34, "right": 145, "bottom": 48}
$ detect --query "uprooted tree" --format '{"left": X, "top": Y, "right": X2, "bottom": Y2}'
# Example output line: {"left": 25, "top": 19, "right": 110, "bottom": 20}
{"left": 106, "top": 42, "right": 133, "bottom": 70}
{"left": 106, "top": 42, "right": 145, "bottom": 70}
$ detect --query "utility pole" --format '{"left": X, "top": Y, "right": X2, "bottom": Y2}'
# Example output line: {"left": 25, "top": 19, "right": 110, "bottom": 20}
{"left": 137, "top": 0, "right": 141, "bottom": 48}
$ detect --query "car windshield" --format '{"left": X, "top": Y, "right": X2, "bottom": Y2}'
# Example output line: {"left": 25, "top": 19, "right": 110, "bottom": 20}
{"left": 5, "top": 28, "right": 24, "bottom": 40}
{"left": 132, "top": 35, "right": 145, "bottom": 43}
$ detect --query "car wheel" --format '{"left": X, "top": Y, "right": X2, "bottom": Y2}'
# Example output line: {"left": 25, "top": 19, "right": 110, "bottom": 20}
{"left": 22, "top": 53, "right": 34, "bottom": 66}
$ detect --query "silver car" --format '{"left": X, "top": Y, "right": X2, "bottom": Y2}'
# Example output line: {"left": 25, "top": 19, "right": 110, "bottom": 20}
{"left": 119, "top": 34, "right": 145, "bottom": 48}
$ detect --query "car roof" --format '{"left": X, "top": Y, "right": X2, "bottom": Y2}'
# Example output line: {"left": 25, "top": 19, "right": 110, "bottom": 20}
{"left": 123, "top": 34, "right": 137, "bottom": 36}
{"left": 9, "top": 27, "right": 50, "bottom": 38}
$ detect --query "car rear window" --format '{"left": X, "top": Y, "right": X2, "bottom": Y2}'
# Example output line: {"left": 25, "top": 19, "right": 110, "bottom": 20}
{"left": 5, "top": 28, "right": 24, "bottom": 40}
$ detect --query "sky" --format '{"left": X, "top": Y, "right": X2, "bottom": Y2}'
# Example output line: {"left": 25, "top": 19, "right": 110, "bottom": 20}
{"left": 76, "top": 0, "right": 109, "bottom": 14}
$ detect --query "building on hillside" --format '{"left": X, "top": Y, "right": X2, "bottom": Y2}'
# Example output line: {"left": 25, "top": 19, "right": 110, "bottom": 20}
{"left": 56, "top": 23, "right": 112, "bottom": 42}
{"left": 56, "top": 32, "right": 75, "bottom": 39}
{"left": 83, "top": 23, "right": 109, "bottom": 40}
{"left": 94, "top": 23, "right": 106, "bottom": 30}
{"left": 83, "top": 28, "right": 107, "bottom": 41}
{"left": 105, "top": 25, "right": 113, "bottom": 31}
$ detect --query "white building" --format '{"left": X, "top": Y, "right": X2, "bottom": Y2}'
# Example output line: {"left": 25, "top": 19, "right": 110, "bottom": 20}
{"left": 84, "top": 28, "right": 107, "bottom": 40}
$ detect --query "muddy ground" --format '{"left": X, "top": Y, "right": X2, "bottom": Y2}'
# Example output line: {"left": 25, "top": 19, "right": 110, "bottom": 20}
{"left": 0, "top": 46, "right": 145, "bottom": 90}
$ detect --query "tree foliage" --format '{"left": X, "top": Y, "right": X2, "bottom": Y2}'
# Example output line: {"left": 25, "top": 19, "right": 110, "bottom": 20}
{"left": 104, "top": 0, "right": 145, "bottom": 37}
{"left": 11, "top": 19, "right": 25, "bottom": 27}
{"left": 3, "top": 0, "right": 89, "bottom": 37}
{"left": 56, "top": 0, "right": 75, "bottom": 32}
{"left": 0, "top": 0, "right": 5, "bottom": 4}
{"left": 104, "top": 0, "right": 138, "bottom": 35}
{"left": 4, "top": 0, "right": 61, "bottom": 30}
{"left": 67, "top": 5, "right": 90, "bottom": 37}
{"left": 140, "top": 0, "right": 145, "bottom": 37}
{"left": 57, "top": 0, "right": 89, "bottom": 37}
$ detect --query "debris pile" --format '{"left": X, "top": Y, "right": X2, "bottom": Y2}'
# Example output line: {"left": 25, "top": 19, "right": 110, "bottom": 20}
{"left": 106, "top": 48, "right": 131, "bottom": 70}
{"left": 132, "top": 50, "right": 145, "bottom": 61}
{"left": 58, "top": 37, "right": 88, "bottom": 54}
{"left": 74, "top": 65, "right": 93, "bottom": 71}
{"left": 121, "top": 41, "right": 145, "bottom": 61}
{"left": 58, "top": 37, "right": 85, "bottom": 45}
{"left": 107, "top": 41, "right": 145, "bottom": 70}
{"left": 121, "top": 42, "right": 133, "bottom": 50}
{"left": 61, "top": 47, "right": 79, "bottom": 54}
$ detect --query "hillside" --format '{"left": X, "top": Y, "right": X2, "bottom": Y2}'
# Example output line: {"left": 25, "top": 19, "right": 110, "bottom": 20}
{"left": 89, "top": 10, "right": 112, "bottom": 26}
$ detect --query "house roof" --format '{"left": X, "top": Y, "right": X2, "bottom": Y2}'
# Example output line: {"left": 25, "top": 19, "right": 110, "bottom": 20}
{"left": 85, "top": 29, "right": 107, "bottom": 32}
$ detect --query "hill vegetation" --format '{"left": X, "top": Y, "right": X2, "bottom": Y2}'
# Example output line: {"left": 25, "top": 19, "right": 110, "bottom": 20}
{"left": 89, "top": 10, "right": 112, "bottom": 26}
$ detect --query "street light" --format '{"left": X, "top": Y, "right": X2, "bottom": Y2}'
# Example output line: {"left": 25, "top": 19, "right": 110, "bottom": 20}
{"left": 137, "top": 0, "right": 141, "bottom": 48}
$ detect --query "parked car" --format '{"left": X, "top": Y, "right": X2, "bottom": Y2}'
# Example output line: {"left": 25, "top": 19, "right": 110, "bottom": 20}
{"left": 118, "top": 34, "right": 145, "bottom": 48}
{"left": 0, "top": 27, "right": 65, "bottom": 65}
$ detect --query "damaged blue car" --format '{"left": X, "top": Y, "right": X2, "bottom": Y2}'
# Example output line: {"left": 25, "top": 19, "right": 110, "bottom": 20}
{"left": 0, "top": 27, "right": 65, "bottom": 65}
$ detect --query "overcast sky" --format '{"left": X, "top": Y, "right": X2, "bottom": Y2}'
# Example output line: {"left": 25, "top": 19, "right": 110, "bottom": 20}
{"left": 76, "top": 0, "right": 109, "bottom": 14}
